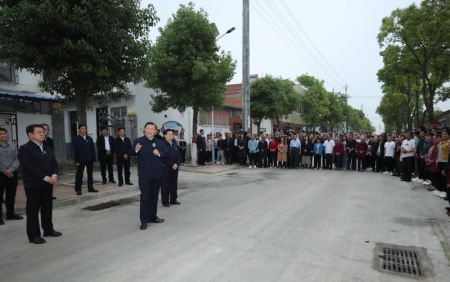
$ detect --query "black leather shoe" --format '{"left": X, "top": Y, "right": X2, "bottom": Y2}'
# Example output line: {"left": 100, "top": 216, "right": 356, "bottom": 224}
{"left": 0, "top": 219, "right": 4, "bottom": 225}
{"left": 76, "top": 191, "right": 82, "bottom": 196}
{"left": 29, "top": 237, "right": 46, "bottom": 244}
{"left": 109, "top": 180, "right": 116, "bottom": 184}
{"left": 149, "top": 217, "right": 164, "bottom": 223}
{"left": 118, "top": 183, "right": 123, "bottom": 187}
{"left": 6, "top": 214, "right": 23, "bottom": 220}
{"left": 162, "top": 203, "right": 170, "bottom": 207}
{"left": 140, "top": 224, "right": 147, "bottom": 230}
{"left": 170, "top": 201, "right": 181, "bottom": 205}
{"left": 126, "top": 182, "right": 134, "bottom": 185}
{"left": 102, "top": 180, "right": 107, "bottom": 184}
{"left": 44, "top": 230, "right": 62, "bottom": 237}
{"left": 52, "top": 196, "right": 57, "bottom": 200}
{"left": 88, "top": 189, "right": 99, "bottom": 193}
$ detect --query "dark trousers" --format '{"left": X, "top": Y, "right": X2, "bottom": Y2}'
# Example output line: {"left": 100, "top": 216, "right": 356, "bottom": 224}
{"left": 385, "top": 157, "right": 394, "bottom": 172}
{"left": 417, "top": 158, "right": 426, "bottom": 180}
{"left": 289, "top": 147, "right": 299, "bottom": 168}
{"left": 402, "top": 156, "right": 414, "bottom": 181}
{"left": 0, "top": 173, "right": 18, "bottom": 218}
{"left": 436, "top": 163, "right": 447, "bottom": 191}
{"left": 334, "top": 155, "right": 343, "bottom": 169}
{"left": 139, "top": 177, "right": 161, "bottom": 224}
{"left": 313, "top": 154, "right": 322, "bottom": 168}
{"left": 325, "top": 153, "right": 332, "bottom": 169}
{"left": 347, "top": 153, "right": 356, "bottom": 170}
{"left": 259, "top": 151, "right": 268, "bottom": 167}
{"left": 24, "top": 184, "right": 53, "bottom": 240}
{"left": 162, "top": 168, "right": 178, "bottom": 204}
{"left": 180, "top": 149, "right": 186, "bottom": 163}
{"left": 357, "top": 156, "right": 365, "bottom": 170}
{"left": 100, "top": 154, "right": 114, "bottom": 182}
{"left": 249, "top": 153, "right": 257, "bottom": 166}
{"left": 269, "top": 152, "right": 277, "bottom": 167}
{"left": 376, "top": 155, "right": 385, "bottom": 172}
{"left": 75, "top": 161, "right": 94, "bottom": 192}
{"left": 117, "top": 158, "right": 131, "bottom": 185}
{"left": 198, "top": 149, "right": 205, "bottom": 165}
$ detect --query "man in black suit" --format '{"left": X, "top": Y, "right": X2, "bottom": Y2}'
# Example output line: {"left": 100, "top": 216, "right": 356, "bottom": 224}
{"left": 42, "top": 123, "right": 56, "bottom": 200}
{"left": 114, "top": 127, "right": 133, "bottom": 187}
{"left": 161, "top": 129, "right": 181, "bottom": 207}
{"left": 96, "top": 127, "right": 115, "bottom": 184}
{"left": 73, "top": 124, "right": 97, "bottom": 195}
{"left": 131, "top": 122, "right": 166, "bottom": 230}
{"left": 197, "top": 129, "right": 206, "bottom": 165}
{"left": 17, "top": 124, "right": 62, "bottom": 244}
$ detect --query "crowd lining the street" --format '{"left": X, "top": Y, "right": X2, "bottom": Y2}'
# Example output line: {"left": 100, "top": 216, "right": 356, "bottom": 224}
{"left": 195, "top": 127, "right": 450, "bottom": 216}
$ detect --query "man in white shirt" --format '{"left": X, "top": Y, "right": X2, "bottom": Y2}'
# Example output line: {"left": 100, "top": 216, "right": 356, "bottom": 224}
{"left": 400, "top": 132, "right": 416, "bottom": 182}
{"left": 384, "top": 135, "right": 396, "bottom": 175}
{"left": 96, "top": 127, "right": 115, "bottom": 184}
{"left": 323, "top": 134, "right": 335, "bottom": 169}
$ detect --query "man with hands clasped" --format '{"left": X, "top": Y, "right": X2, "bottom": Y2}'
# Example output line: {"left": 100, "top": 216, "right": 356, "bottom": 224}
{"left": 18, "top": 124, "right": 62, "bottom": 244}
{"left": 161, "top": 129, "right": 181, "bottom": 207}
{"left": 132, "top": 122, "right": 166, "bottom": 230}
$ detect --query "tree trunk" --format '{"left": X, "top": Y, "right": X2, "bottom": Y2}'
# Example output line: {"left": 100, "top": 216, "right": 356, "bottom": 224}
{"left": 192, "top": 107, "right": 199, "bottom": 142}
{"left": 256, "top": 120, "right": 262, "bottom": 133}
{"left": 75, "top": 97, "right": 88, "bottom": 125}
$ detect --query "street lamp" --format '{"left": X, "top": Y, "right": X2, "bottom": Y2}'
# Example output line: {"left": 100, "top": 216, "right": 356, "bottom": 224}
{"left": 211, "top": 27, "right": 236, "bottom": 164}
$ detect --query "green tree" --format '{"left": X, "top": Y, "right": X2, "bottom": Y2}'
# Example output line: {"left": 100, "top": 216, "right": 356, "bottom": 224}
{"left": 250, "top": 76, "right": 299, "bottom": 132}
{"left": 146, "top": 3, "right": 235, "bottom": 139}
{"left": 0, "top": 0, "right": 157, "bottom": 123}
{"left": 378, "top": 0, "right": 450, "bottom": 122}
{"left": 296, "top": 74, "right": 330, "bottom": 130}
{"left": 377, "top": 45, "right": 423, "bottom": 130}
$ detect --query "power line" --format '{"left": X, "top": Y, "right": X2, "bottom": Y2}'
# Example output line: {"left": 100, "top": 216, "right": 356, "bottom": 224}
{"left": 263, "top": 0, "right": 344, "bottom": 88}
{"left": 250, "top": 1, "right": 331, "bottom": 80}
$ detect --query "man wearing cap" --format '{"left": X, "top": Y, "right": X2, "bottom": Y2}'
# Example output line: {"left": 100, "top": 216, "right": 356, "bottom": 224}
{"left": 161, "top": 129, "right": 181, "bottom": 207}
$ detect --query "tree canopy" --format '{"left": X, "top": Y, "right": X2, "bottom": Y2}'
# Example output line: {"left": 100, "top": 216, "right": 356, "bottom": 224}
{"left": 378, "top": 0, "right": 450, "bottom": 125}
{"left": 145, "top": 3, "right": 235, "bottom": 139}
{"left": 250, "top": 76, "right": 299, "bottom": 132}
{"left": 0, "top": 0, "right": 158, "bottom": 123}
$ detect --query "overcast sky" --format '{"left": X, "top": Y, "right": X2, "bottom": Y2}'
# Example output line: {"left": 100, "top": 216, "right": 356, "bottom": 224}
{"left": 143, "top": 0, "right": 448, "bottom": 133}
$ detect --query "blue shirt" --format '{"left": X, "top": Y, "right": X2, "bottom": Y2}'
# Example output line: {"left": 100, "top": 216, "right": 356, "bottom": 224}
{"left": 290, "top": 138, "right": 301, "bottom": 149}
{"left": 248, "top": 139, "right": 259, "bottom": 153}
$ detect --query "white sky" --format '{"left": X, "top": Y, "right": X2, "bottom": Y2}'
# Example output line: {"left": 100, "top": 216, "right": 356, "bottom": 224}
{"left": 143, "top": 0, "right": 449, "bottom": 133}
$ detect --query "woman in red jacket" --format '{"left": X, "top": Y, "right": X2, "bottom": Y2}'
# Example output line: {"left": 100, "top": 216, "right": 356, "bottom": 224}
{"left": 356, "top": 137, "right": 369, "bottom": 172}
{"left": 334, "top": 137, "right": 345, "bottom": 170}
{"left": 269, "top": 137, "right": 279, "bottom": 168}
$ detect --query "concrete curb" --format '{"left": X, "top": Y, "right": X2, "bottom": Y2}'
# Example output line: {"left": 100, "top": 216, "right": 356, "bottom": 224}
{"left": 179, "top": 164, "right": 240, "bottom": 174}
{"left": 16, "top": 185, "right": 139, "bottom": 213}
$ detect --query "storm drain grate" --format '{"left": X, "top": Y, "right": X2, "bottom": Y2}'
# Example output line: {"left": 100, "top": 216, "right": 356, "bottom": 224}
{"left": 83, "top": 196, "right": 138, "bottom": 211}
{"left": 379, "top": 247, "right": 422, "bottom": 276}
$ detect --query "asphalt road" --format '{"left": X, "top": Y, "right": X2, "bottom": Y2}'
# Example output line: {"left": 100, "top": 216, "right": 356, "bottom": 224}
{"left": 1, "top": 168, "right": 449, "bottom": 282}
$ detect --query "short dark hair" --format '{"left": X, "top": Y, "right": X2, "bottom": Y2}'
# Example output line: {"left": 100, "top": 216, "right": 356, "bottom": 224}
{"left": 26, "top": 124, "right": 44, "bottom": 135}
{"left": 117, "top": 127, "right": 125, "bottom": 132}
{"left": 100, "top": 126, "right": 108, "bottom": 131}
{"left": 41, "top": 123, "right": 49, "bottom": 127}
{"left": 78, "top": 123, "right": 87, "bottom": 129}
{"left": 144, "top": 122, "right": 157, "bottom": 129}
{"left": 163, "top": 129, "right": 174, "bottom": 135}
{"left": 0, "top": 127, "right": 7, "bottom": 133}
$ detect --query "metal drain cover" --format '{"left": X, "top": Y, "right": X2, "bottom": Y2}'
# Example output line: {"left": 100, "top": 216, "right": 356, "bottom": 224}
{"left": 373, "top": 243, "right": 433, "bottom": 279}
{"left": 83, "top": 196, "right": 138, "bottom": 211}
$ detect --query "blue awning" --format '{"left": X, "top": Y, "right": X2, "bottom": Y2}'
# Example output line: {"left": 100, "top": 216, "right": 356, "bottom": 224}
{"left": 0, "top": 89, "right": 57, "bottom": 102}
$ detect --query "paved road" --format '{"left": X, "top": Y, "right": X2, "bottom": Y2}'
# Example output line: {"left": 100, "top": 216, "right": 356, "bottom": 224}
{"left": 1, "top": 168, "right": 449, "bottom": 282}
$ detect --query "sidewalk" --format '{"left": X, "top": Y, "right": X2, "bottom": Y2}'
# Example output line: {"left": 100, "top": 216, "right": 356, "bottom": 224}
{"left": 13, "top": 167, "right": 139, "bottom": 212}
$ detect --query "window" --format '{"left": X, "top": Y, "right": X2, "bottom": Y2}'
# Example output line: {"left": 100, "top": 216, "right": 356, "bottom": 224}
{"left": 0, "top": 63, "right": 17, "bottom": 83}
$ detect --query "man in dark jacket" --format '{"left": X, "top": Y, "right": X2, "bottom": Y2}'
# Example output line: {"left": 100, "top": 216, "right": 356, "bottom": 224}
{"left": 72, "top": 124, "right": 97, "bottom": 195}
{"left": 131, "top": 122, "right": 166, "bottom": 230}
{"left": 196, "top": 129, "right": 206, "bottom": 165}
{"left": 97, "top": 127, "right": 115, "bottom": 184}
{"left": 18, "top": 124, "right": 61, "bottom": 244}
{"left": 161, "top": 129, "right": 181, "bottom": 207}
{"left": 114, "top": 127, "right": 133, "bottom": 186}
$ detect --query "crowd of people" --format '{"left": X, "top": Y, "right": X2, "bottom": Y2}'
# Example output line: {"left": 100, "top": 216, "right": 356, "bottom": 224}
{"left": 195, "top": 127, "right": 450, "bottom": 216}
{"left": 0, "top": 122, "right": 183, "bottom": 243}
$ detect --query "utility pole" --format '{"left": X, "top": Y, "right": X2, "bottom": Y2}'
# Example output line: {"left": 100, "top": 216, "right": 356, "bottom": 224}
{"left": 344, "top": 84, "right": 348, "bottom": 133}
{"left": 242, "top": 0, "right": 250, "bottom": 132}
